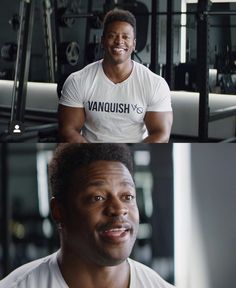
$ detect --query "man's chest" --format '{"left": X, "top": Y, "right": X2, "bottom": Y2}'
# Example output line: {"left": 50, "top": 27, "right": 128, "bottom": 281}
{"left": 83, "top": 82, "right": 147, "bottom": 122}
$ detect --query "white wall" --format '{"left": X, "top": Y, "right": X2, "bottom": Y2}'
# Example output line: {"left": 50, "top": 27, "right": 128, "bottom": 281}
{"left": 174, "top": 143, "right": 236, "bottom": 288}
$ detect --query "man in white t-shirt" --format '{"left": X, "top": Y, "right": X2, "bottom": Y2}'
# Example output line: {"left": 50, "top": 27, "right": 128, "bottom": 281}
{"left": 58, "top": 9, "right": 173, "bottom": 143}
{"left": 0, "top": 144, "right": 175, "bottom": 288}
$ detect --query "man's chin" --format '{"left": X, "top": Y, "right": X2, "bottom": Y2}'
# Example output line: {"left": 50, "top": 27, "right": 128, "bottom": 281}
{"left": 95, "top": 246, "right": 132, "bottom": 267}
{"left": 111, "top": 58, "right": 126, "bottom": 65}
{"left": 98, "top": 254, "right": 129, "bottom": 267}
{"left": 105, "top": 54, "right": 131, "bottom": 65}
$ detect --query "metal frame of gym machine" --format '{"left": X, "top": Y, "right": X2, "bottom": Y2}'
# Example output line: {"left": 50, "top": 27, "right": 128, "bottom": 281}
{"left": 0, "top": 0, "right": 58, "bottom": 142}
{"left": 162, "top": 0, "right": 236, "bottom": 142}
{"left": 197, "top": 0, "right": 236, "bottom": 142}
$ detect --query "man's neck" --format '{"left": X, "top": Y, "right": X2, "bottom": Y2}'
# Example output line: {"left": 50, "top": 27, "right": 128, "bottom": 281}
{"left": 102, "top": 58, "right": 133, "bottom": 84}
{"left": 57, "top": 249, "right": 130, "bottom": 288}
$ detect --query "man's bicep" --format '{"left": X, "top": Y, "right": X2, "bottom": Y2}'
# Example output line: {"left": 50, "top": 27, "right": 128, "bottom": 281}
{"left": 58, "top": 104, "right": 85, "bottom": 131}
{"left": 144, "top": 111, "right": 173, "bottom": 135}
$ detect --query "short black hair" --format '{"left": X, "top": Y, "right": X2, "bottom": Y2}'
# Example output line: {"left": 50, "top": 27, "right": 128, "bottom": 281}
{"left": 49, "top": 143, "right": 133, "bottom": 204}
{"left": 103, "top": 9, "right": 136, "bottom": 37}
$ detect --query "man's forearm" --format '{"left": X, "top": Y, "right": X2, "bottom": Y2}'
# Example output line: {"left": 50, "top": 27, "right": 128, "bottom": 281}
{"left": 143, "top": 111, "right": 173, "bottom": 143}
{"left": 59, "top": 128, "right": 88, "bottom": 143}
{"left": 143, "top": 132, "right": 170, "bottom": 143}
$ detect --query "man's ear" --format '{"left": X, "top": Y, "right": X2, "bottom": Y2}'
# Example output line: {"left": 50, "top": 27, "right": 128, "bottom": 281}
{"left": 133, "top": 38, "right": 136, "bottom": 51}
{"left": 50, "top": 197, "right": 64, "bottom": 225}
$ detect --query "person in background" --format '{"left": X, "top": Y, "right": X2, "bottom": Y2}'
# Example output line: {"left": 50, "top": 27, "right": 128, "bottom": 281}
{"left": 58, "top": 9, "right": 173, "bottom": 143}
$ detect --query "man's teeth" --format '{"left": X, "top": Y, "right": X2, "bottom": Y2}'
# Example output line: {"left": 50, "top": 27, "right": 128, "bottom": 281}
{"left": 105, "top": 228, "right": 126, "bottom": 232}
{"left": 113, "top": 48, "right": 125, "bottom": 52}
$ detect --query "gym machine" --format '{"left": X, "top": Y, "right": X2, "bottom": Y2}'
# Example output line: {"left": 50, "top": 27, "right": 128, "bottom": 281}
{"left": 196, "top": 0, "right": 236, "bottom": 142}
{"left": 167, "top": 0, "right": 236, "bottom": 142}
{"left": 0, "top": 0, "right": 58, "bottom": 142}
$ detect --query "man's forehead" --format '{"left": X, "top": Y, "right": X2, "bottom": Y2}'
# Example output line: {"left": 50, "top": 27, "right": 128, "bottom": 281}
{"left": 74, "top": 160, "right": 131, "bottom": 176}
{"left": 69, "top": 160, "right": 134, "bottom": 190}
{"left": 106, "top": 21, "right": 134, "bottom": 31}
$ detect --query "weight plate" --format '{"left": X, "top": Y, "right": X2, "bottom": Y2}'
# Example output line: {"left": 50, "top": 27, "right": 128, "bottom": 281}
{"left": 66, "top": 41, "right": 80, "bottom": 66}
{"left": 1, "top": 42, "right": 17, "bottom": 61}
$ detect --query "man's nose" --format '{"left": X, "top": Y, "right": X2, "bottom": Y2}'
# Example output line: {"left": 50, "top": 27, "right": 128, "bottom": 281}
{"left": 114, "top": 35, "right": 124, "bottom": 44}
{"left": 104, "top": 197, "right": 128, "bottom": 217}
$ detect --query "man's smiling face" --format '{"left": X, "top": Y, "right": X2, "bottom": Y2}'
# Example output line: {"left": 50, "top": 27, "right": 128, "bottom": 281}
{"left": 60, "top": 160, "right": 139, "bottom": 267}
{"left": 102, "top": 21, "right": 136, "bottom": 65}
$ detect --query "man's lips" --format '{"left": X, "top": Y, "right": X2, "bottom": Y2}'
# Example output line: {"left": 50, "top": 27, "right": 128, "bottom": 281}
{"left": 112, "top": 47, "right": 128, "bottom": 54}
{"left": 102, "top": 228, "right": 128, "bottom": 237}
{"left": 98, "top": 223, "right": 131, "bottom": 241}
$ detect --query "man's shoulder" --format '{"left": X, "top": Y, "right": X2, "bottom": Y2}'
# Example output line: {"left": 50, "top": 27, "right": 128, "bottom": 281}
{"left": 71, "top": 60, "right": 101, "bottom": 79}
{"left": 128, "top": 258, "right": 174, "bottom": 288}
{"left": 0, "top": 252, "right": 57, "bottom": 288}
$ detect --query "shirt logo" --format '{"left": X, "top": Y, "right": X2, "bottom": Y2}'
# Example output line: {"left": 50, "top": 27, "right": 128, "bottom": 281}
{"left": 131, "top": 104, "right": 144, "bottom": 114}
{"left": 87, "top": 101, "right": 144, "bottom": 114}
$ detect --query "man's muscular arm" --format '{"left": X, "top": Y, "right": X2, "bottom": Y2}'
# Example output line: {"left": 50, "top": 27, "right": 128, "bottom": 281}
{"left": 143, "top": 111, "right": 173, "bottom": 143}
{"left": 58, "top": 104, "right": 88, "bottom": 143}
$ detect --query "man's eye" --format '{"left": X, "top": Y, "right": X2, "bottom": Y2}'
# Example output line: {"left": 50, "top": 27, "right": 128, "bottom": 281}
{"left": 123, "top": 195, "right": 135, "bottom": 201}
{"left": 93, "top": 195, "right": 105, "bottom": 202}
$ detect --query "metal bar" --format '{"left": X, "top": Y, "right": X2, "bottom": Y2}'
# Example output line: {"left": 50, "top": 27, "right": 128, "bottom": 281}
{"left": 17, "top": 0, "right": 35, "bottom": 122}
{"left": 170, "top": 134, "right": 219, "bottom": 142}
{"left": 150, "top": 0, "right": 157, "bottom": 73}
{"left": 84, "top": 0, "right": 93, "bottom": 67}
{"left": 61, "top": 13, "right": 94, "bottom": 19}
{"left": 210, "top": 24, "right": 236, "bottom": 27}
{"left": 10, "top": 1, "right": 25, "bottom": 122}
{"left": 180, "top": 24, "right": 236, "bottom": 28}
{"left": 62, "top": 10, "right": 236, "bottom": 17}
{"left": 219, "top": 137, "right": 236, "bottom": 143}
{"left": 0, "top": 105, "right": 57, "bottom": 115}
{"left": 1, "top": 131, "right": 38, "bottom": 142}
{"left": 203, "top": 11, "right": 236, "bottom": 15}
{"left": 166, "top": 0, "right": 174, "bottom": 89}
{"left": 0, "top": 105, "right": 57, "bottom": 128}
{"left": 209, "top": 106, "right": 236, "bottom": 122}
{"left": 42, "top": 0, "right": 55, "bottom": 82}
{"left": 197, "top": 0, "right": 212, "bottom": 142}
{"left": 10, "top": 0, "right": 35, "bottom": 123}
{"left": 53, "top": 0, "right": 61, "bottom": 82}
{"left": 0, "top": 144, "right": 11, "bottom": 276}
{"left": 24, "top": 123, "right": 58, "bottom": 132}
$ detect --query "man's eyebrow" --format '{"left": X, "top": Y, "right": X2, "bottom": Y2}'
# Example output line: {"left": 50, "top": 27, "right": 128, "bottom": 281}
{"left": 85, "top": 179, "right": 135, "bottom": 188}
{"left": 85, "top": 180, "right": 106, "bottom": 187}
{"left": 107, "top": 31, "right": 131, "bottom": 35}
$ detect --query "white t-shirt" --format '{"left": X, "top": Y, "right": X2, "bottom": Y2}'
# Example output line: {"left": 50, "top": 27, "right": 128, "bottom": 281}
{"left": 59, "top": 60, "right": 172, "bottom": 143}
{"left": 0, "top": 252, "right": 174, "bottom": 288}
